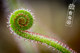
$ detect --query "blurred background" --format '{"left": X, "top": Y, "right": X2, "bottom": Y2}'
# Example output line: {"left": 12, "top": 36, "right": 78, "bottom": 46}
{"left": 0, "top": 0, "right": 80, "bottom": 53}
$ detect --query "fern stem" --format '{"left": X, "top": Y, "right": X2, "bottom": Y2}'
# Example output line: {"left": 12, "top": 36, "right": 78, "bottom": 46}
{"left": 8, "top": 9, "right": 76, "bottom": 53}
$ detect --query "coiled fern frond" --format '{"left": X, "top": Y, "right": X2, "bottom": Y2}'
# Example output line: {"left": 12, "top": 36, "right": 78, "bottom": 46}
{"left": 7, "top": 9, "right": 76, "bottom": 53}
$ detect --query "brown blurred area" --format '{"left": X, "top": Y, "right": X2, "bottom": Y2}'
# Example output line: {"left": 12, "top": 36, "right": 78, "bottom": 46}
{"left": 0, "top": 0, "right": 80, "bottom": 53}
{"left": 0, "top": 0, "right": 21, "bottom": 53}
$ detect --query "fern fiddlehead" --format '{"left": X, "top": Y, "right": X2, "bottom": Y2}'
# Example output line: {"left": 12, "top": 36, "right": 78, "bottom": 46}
{"left": 7, "top": 9, "right": 76, "bottom": 53}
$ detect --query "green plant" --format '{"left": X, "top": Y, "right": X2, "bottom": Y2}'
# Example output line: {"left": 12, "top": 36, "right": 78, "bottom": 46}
{"left": 7, "top": 9, "right": 76, "bottom": 53}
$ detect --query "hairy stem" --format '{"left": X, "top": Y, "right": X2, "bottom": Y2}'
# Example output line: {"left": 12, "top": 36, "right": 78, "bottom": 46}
{"left": 8, "top": 9, "right": 76, "bottom": 53}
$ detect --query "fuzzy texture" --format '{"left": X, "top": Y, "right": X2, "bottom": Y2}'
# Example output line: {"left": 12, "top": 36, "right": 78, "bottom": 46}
{"left": 9, "top": 9, "right": 76, "bottom": 53}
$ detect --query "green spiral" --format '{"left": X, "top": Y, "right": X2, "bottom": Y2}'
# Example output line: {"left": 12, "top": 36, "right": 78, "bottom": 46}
{"left": 8, "top": 9, "right": 76, "bottom": 53}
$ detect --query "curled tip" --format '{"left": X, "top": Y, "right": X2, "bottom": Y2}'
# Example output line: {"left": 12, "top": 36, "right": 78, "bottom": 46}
{"left": 9, "top": 9, "right": 33, "bottom": 30}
